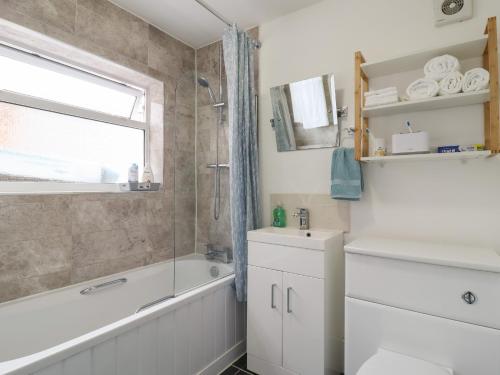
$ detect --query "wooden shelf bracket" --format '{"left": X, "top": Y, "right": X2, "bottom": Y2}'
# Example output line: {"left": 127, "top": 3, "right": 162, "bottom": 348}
{"left": 484, "top": 16, "right": 499, "bottom": 153}
{"left": 354, "top": 51, "right": 368, "bottom": 161}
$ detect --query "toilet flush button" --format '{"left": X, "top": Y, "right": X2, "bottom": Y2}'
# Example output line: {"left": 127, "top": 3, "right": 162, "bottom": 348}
{"left": 462, "top": 291, "right": 477, "bottom": 305}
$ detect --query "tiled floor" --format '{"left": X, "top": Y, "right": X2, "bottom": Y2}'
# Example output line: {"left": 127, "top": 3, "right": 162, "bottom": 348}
{"left": 220, "top": 355, "right": 345, "bottom": 375}
{"left": 219, "top": 354, "right": 258, "bottom": 375}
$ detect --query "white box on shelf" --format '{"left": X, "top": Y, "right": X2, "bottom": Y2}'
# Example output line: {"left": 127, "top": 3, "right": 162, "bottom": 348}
{"left": 392, "top": 131, "right": 430, "bottom": 155}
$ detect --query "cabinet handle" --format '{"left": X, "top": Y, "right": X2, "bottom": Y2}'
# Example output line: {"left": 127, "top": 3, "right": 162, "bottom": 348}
{"left": 271, "top": 284, "right": 277, "bottom": 309}
{"left": 287, "top": 287, "right": 292, "bottom": 313}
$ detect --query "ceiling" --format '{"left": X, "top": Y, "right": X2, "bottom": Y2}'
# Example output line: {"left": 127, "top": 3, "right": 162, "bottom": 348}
{"left": 109, "top": 0, "right": 324, "bottom": 48}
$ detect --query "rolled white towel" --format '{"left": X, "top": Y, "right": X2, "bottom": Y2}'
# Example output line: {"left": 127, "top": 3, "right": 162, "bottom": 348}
{"left": 364, "top": 87, "right": 398, "bottom": 97}
{"left": 439, "top": 71, "right": 464, "bottom": 96}
{"left": 424, "top": 55, "right": 460, "bottom": 82}
{"left": 406, "top": 78, "right": 439, "bottom": 100}
{"left": 462, "top": 68, "right": 490, "bottom": 92}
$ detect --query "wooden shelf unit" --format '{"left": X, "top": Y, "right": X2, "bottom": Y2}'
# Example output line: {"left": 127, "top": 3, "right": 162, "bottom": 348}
{"left": 354, "top": 17, "right": 499, "bottom": 161}
{"left": 362, "top": 90, "right": 490, "bottom": 118}
{"left": 361, "top": 150, "right": 492, "bottom": 163}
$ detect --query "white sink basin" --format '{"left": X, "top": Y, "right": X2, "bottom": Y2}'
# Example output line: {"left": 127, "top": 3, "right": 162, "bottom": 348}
{"left": 247, "top": 227, "right": 343, "bottom": 251}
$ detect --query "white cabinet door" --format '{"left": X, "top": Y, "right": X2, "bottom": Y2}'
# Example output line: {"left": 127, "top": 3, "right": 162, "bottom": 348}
{"left": 247, "top": 265, "right": 284, "bottom": 367}
{"left": 283, "top": 272, "right": 324, "bottom": 375}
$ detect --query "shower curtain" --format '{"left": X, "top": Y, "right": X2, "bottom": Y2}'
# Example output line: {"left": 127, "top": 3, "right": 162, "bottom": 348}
{"left": 223, "top": 25, "right": 261, "bottom": 302}
{"left": 270, "top": 86, "right": 297, "bottom": 151}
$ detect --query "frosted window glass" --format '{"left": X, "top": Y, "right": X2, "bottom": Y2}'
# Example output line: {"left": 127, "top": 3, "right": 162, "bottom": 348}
{"left": 0, "top": 102, "right": 144, "bottom": 183}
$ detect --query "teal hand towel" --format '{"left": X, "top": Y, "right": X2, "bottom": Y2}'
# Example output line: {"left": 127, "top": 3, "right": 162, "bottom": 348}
{"left": 330, "top": 148, "right": 363, "bottom": 201}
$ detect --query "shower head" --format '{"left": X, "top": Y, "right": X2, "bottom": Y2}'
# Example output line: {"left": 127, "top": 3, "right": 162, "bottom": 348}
{"left": 197, "top": 76, "right": 210, "bottom": 87}
{"left": 197, "top": 76, "right": 217, "bottom": 104}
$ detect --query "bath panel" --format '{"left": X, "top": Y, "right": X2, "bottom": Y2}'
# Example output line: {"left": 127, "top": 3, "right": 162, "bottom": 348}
{"left": 0, "top": 258, "right": 243, "bottom": 375}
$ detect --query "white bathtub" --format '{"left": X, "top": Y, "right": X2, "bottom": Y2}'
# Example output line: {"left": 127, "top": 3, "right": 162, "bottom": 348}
{"left": 0, "top": 254, "right": 245, "bottom": 375}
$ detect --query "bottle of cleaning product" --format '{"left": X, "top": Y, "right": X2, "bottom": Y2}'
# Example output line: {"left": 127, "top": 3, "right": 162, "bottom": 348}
{"left": 142, "top": 164, "right": 154, "bottom": 183}
{"left": 272, "top": 204, "right": 286, "bottom": 228}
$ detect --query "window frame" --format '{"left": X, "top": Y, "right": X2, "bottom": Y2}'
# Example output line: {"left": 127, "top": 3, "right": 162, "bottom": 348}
{"left": 0, "top": 19, "right": 164, "bottom": 194}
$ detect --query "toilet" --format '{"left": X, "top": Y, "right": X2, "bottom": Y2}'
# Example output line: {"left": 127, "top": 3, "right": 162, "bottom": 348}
{"left": 357, "top": 349, "right": 452, "bottom": 375}
{"left": 344, "top": 238, "right": 500, "bottom": 375}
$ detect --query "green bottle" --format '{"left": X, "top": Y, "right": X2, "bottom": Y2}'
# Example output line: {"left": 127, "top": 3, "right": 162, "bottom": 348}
{"left": 272, "top": 204, "right": 286, "bottom": 228}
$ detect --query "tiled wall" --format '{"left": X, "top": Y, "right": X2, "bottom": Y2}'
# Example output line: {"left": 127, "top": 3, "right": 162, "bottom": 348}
{"left": 195, "top": 28, "right": 259, "bottom": 254}
{"left": 270, "top": 193, "right": 350, "bottom": 232}
{"left": 195, "top": 41, "right": 232, "bottom": 252}
{"left": 0, "top": 0, "right": 196, "bottom": 303}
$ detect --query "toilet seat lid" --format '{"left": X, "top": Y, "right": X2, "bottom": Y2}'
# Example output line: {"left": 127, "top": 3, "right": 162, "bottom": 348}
{"left": 357, "top": 349, "right": 452, "bottom": 375}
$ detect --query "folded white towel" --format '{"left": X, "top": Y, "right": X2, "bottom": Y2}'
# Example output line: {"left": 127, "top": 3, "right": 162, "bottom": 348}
{"left": 439, "top": 71, "right": 464, "bottom": 96}
{"left": 462, "top": 68, "right": 490, "bottom": 93}
{"left": 406, "top": 78, "right": 439, "bottom": 100}
{"left": 366, "top": 92, "right": 398, "bottom": 100}
{"left": 364, "top": 94, "right": 399, "bottom": 107}
{"left": 364, "top": 87, "right": 398, "bottom": 97}
{"left": 290, "top": 77, "right": 329, "bottom": 129}
{"left": 424, "top": 55, "right": 460, "bottom": 82}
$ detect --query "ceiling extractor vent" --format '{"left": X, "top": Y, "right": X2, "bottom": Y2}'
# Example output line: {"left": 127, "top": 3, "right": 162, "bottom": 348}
{"left": 434, "top": 0, "right": 473, "bottom": 26}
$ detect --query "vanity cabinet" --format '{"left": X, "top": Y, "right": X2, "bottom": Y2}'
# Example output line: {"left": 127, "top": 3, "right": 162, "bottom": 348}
{"left": 247, "top": 228, "right": 344, "bottom": 375}
{"left": 247, "top": 266, "right": 283, "bottom": 366}
{"left": 282, "top": 272, "right": 324, "bottom": 374}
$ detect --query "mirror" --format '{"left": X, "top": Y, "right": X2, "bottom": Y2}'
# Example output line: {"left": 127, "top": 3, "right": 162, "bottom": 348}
{"left": 270, "top": 73, "right": 340, "bottom": 152}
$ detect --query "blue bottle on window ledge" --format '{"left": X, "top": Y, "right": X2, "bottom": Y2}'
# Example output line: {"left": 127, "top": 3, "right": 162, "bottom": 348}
{"left": 128, "top": 163, "right": 139, "bottom": 183}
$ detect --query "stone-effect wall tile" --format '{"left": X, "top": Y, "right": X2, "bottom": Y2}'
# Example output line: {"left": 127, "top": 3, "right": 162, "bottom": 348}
{"left": 71, "top": 253, "right": 146, "bottom": 283}
{"left": 149, "top": 246, "right": 174, "bottom": 264}
{"left": 0, "top": 198, "right": 72, "bottom": 243}
{"left": 75, "top": 0, "right": 149, "bottom": 64}
{"left": 0, "top": 236, "right": 72, "bottom": 280}
{"left": 148, "top": 25, "right": 194, "bottom": 78}
{"left": 146, "top": 225, "right": 172, "bottom": 255}
{"left": 0, "top": 270, "right": 71, "bottom": 303}
{"left": 174, "top": 191, "right": 196, "bottom": 256}
{"left": 72, "top": 226, "right": 152, "bottom": 268}
{"left": 0, "top": 0, "right": 77, "bottom": 33}
{"left": 70, "top": 197, "right": 147, "bottom": 235}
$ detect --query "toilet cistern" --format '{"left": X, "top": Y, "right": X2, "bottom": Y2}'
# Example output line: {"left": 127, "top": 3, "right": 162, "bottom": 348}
{"left": 292, "top": 208, "right": 310, "bottom": 230}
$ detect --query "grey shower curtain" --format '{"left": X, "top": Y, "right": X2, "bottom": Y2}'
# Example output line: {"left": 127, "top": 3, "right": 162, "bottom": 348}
{"left": 270, "top": 86, "right": 297, "bottom": 151}
{"left": 223, "top": 25, "right": 261, "bottom": 302}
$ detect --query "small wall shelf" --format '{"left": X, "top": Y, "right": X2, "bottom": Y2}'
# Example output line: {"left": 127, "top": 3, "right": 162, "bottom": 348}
{"left": 361, "top": 37, "right": 488, "bottom": 78}
{"left": 362, "top": 90, "right": 490, "bottom": 118}
{"left": 361, "top": 151, "right": 492, "bottom": 163}
{"left": 353, "top": 17, "right": 499, "bottom": 161}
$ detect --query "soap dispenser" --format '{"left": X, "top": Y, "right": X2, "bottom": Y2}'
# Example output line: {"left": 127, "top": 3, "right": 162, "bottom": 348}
{"left": 272, "top": 204, "right": 286, "bottom": 228}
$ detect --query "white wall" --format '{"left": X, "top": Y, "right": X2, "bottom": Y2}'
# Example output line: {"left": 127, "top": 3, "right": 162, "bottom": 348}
{"left": 259, "top": 0, "right": 500, "bottom": 247}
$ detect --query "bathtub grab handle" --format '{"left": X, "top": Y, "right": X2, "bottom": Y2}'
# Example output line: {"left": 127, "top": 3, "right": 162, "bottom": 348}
{"left": 80, "top": 278, "right": 128, "bottom": 295}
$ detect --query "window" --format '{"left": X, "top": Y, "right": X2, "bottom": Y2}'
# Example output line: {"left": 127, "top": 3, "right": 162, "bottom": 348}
{"left": 0, "top": 102, "right": 144, "bottom": 183}
{"left": 0, "top": 42, "right": 149, "bottom": 185}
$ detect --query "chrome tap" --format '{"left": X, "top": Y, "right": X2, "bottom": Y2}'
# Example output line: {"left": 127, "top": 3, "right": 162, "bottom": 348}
{"left": 205, "top": 244, "right": 233, "bottom": 264}
{"left": 292, "top": 208, "right": 310, "bottom": 230}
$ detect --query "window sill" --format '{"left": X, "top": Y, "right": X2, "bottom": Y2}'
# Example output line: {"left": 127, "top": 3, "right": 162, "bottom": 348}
{"left": 0, "top": 182, "right": 162, "bottom": 195}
